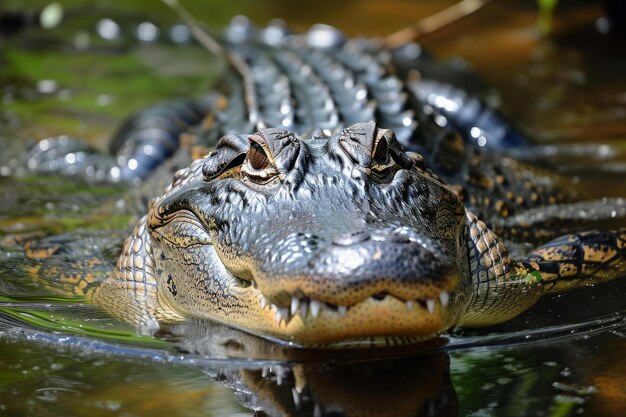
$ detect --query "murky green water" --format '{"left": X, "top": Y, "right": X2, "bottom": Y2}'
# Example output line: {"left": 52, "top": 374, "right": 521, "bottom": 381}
{"left": 1, "top": 1, "right": 625, "bottom": 416}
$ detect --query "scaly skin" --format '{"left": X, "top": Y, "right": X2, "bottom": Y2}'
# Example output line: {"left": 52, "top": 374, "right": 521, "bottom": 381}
{"left": 18, "top": 21, "right": 626, "bottom": 347}
{"left": 88, "top": 122, "right": 626, "bottom": 346}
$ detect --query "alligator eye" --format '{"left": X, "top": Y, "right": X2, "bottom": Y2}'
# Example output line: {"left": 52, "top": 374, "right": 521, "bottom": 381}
{"left": 247, "top": 142, "right": 271, "bottom": 171}
{"left": 373, "top": 138, "right": 389, "bottom": 165}
{"left": 241, "top": 140, "right": 279, "bottom": 183}
{"left": 371, "top": 137, "right": 396, "bottom": 176}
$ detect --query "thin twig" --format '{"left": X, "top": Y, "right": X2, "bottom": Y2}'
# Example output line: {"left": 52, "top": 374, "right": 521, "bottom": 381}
{"left": 385, "top": 0, "right": 498, "bottom": 48}
{"left": 161, "top": 0, "right": 225, "bottom": 59}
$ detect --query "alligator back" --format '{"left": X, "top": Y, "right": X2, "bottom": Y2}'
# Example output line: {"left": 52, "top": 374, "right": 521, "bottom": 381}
{"left": 107, "top": 21, "right": 527, "bottom": 186}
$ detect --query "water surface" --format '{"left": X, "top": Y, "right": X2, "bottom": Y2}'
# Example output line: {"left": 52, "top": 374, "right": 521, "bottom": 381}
{"left": 1, "top": 1, "right": 625, "bottom": 416}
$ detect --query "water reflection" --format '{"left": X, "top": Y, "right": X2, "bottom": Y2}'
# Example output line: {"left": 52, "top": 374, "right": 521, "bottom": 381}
{"left": 217, "top": 355, "right": 456, "bottom": 417}
{"left": 162, "top": 317, "right": 622, "bottom": 416}
{"left": 158, "top": 320, "right": 456, "bottom": 417}
{"left": 116, "top": 318, "right": 626, "bottom": 416}
{"left": 3, "top": 311, "right": 624, "bottom": 417}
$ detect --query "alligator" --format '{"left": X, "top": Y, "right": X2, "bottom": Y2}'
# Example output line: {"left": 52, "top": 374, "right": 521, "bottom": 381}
{"left": 19, "top": 18, "right": 626, "bottom": 347}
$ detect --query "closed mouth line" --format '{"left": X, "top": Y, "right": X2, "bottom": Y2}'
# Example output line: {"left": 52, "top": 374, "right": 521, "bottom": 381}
{"left": 258, "top": 290, "right": 450, "bottom": 325}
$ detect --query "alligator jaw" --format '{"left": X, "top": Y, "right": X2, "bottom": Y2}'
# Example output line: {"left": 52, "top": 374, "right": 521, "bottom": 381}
{"left": 260, "top": 290, "right": 452, "bottom": 325}
{"left": 227, "top": 274, "right": 460, "bottom": 346}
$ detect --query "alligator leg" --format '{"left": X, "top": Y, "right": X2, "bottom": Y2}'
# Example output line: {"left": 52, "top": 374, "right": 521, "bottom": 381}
{"left": 516, "top": 229, "right": 626, "bottom": 294}
{"left": 20, "top": 215, "right": 183, "bottom": 330}
{"left": 460, "top": 212, "right": 626, "bottom": 327}
{"left": 23, "top": 230, "right": 121, "bottom": 298}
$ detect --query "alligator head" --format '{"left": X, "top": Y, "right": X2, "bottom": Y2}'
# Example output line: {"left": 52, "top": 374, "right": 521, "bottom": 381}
{"left": 147, "top": 122, "right": 469, "bottom": 346}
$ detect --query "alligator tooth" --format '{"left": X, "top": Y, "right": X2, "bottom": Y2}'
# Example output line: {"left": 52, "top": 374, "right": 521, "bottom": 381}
{"left": 279, "top": 307, "right": 290, "bottom": 323}
{"left": 337, "top": 305, "right": 347, "bottom": 316}
{"left": 294, "top": 381, "right": 305, "bottom": 394}
{"left": 439, "top": 290, "right": 449, "bottom": 307}
{"left": 291, "top": 297, "right": 300, "bottom": 315}
{"left": 314, "top": 403, "right": 322, "bottom": 417}
{"left": 310, "top": 300, "right": 321, "bottom": 318}
{"left": 262, "top": 366, "right": 269, "bottom": 378}
{"left": 260, "top": 296, "right": 268, "bottom": 309}
{"left": 275, "top": 309, "right": 283, "bottom": 324}
{"left": 292, "top": 387, "right": 301, "bottom": 408}
{"left": 426, "top": 299, "right": 435, "bottom": 314}
{"left": 406, "top": 301, "right": 414, "bottom": 311}
{"left": 300, "top": 300, "right": 309, "bottom": 318}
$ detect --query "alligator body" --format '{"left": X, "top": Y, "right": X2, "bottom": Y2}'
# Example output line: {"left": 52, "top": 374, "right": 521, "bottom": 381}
{"left": 22, "top": 20, "right": 626, "bottom": 347}
{"left": 24, "top": 19, "right": 524, "bottom": 185}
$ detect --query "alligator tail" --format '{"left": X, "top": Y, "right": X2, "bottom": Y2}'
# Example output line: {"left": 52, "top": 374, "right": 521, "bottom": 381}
{"left": 20, "top": 96, "right": 218, "bottom": 184}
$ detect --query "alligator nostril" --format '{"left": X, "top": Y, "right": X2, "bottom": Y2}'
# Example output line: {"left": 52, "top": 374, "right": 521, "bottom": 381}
{"left": 388, "top": 234, "right": 411, "bottom": 244}
{"left": 234, "top": 276, "right": 252, "bottom": 288}
{"left": 332, "top": 231, "right": 371, "bottom": 246}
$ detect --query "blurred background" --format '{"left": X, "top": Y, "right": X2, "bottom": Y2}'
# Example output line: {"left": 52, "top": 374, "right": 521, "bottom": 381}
{"left": 1, "top": 0, "right": 624, "bottom": 155}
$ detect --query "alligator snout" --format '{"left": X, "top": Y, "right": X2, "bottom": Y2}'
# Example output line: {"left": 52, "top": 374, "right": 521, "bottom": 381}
{"left": 251, "top": 228, "right": 458, "bottom": 309}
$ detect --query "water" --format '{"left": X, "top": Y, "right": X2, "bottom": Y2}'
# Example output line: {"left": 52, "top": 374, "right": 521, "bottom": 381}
{"left": 1, "top": 1, "right": 626, "bottom": 416}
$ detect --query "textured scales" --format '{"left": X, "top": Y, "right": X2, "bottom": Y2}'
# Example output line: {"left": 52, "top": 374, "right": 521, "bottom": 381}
{"left": 94, "top": 122, "right": 626, "bottom": 346}
{"left": 18, "top": 20, "right": 626, "bottom": 346}
{"left": 23, "top": 22, "right": 524, "bottom": 185}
